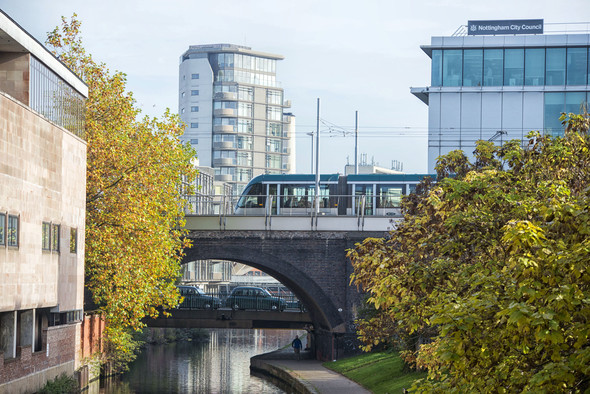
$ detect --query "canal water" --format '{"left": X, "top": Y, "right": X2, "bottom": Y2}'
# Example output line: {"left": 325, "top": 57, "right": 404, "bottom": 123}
{"left": 98, "top": 328, "right": 302, "bottom": 393}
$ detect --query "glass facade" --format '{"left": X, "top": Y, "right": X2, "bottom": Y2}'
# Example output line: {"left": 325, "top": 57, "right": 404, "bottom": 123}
{"left": 29, "top": 56, "right": 85, "bottom": 139}
{"left": 544, "top": 92, "right": 589, "bottom": 136}
{"left": 432, "top": 46, "right": 590, "bottom": 87}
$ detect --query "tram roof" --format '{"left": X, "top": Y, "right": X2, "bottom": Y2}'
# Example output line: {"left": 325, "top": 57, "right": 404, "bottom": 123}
{"left": 346, "top": 173, "right": 436, "bottom": 183}
{"left": 246, "top": 174, "right": 341, "bottom": 184}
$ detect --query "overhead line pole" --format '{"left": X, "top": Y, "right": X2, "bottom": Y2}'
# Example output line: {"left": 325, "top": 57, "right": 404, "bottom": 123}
{"left": 354, "top": 110, "right": 358, "bottom": 175}
{"left": 315, "top": 98, "right": 320, "bottom": 215}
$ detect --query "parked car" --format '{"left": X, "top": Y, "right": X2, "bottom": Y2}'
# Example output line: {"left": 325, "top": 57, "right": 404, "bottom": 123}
{"left": 224, "top": 286, "right": 286, "bottom": 311}
{"left": 177, "top": 285, "right": 221, "bottom": 309}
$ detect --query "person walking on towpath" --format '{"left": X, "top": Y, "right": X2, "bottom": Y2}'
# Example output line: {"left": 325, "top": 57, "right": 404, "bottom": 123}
{"left": 291, "top": 335, "right": 303, "bottom": 360}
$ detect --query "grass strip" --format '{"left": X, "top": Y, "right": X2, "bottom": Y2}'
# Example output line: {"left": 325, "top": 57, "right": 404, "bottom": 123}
{"left": 324, "top": 351, "right": 426, "bottom": 394}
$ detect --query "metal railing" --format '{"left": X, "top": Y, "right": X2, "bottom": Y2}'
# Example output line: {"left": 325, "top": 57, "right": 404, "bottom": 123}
{"left": 177, "top": 291, "right": 305, "bottom": 312}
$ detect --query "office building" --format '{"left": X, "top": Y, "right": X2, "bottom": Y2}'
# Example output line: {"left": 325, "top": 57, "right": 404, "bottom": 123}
{"left": 411, "top": 20, "right": 590, "bottom": 172}
{"left": 0, "top": 11, "right": 88, "bottom": 392}
{"left": 179, "top": 44, "right": 295, "bottom": 195}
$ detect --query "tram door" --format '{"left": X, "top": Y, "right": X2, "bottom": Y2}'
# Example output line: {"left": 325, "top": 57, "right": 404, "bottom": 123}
{"left": 354, "top": 184, "right": 374, "bottom": 216}
{"left": 267, "top": 184, "right": 278, "bottom": 215}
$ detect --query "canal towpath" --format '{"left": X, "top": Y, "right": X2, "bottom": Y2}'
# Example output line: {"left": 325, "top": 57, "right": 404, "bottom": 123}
{"left": 251, "top": 348, "right": 371, "bottom": 394}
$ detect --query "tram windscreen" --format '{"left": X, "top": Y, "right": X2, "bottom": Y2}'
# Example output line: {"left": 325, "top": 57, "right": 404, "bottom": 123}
{"left": 236, "top": 183, "right": 265, "bottom": 208}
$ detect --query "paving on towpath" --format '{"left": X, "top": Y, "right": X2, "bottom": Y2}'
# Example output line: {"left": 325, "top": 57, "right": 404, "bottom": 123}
{"left": 251, "top": 347, "right": 371, "bottom": 394}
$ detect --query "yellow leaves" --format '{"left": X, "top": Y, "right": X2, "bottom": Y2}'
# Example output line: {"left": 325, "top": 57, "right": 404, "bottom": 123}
{"left": 46, "top": 14, "right": 196, "bottom": 370}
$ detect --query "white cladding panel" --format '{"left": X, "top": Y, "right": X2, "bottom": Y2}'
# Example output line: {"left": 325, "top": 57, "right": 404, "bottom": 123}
{"left": 440, "top": 93, "right": 461, "bottom": 149}
{"left": 481, "top": 93, "right": 503, "bottom": 141}
{"left": 523, "top": 92, "right": 544, "bottom": 135}
{"left": 179, "top": 58, "right": 214, "bottom": 166}
{"left": 461, "top": 93, "right": 482, "bottom": 149}
{"left": 502, "top": 92, "right": 524, "bottom": 142}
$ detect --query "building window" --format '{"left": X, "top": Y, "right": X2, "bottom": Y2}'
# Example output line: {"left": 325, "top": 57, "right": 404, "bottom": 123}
{"left": 267, "top": 90, "right": 282, "bottom": 105}
{"left": 191, "top": 106, "right": 199, "bottom": 112}
{"left": 191, "top": 73, "right": 199, "bottom": 79}
{"left": 70, "top": 228, "right": 77, "bottom": 254}
{"left": 42, "top": 222, "right": 51, "bottom": 250}
{"left": 191, "top": 123, "right": 199, "bottom": 128}
{"left": 546, "top": 48, "right": 566, "bottom": 85}
{"left": 567, "top": 47, "right": 588, "bottom": 85}
{"left": 544, "top": 92, "right": 588, "bottom": 137}
{"left": 463, "top": 49, "right": 483, "bottom": 87}
{"left": 266, "top": 106, "right": 282, "bottom": 121}
{"left": 181, "top": 92, "right": 185, "bottom": 98}
{"left": 7, "top": 215, "right": 18, "bottom": 247}
{"left": 525, "top": 48, "right": 545, "bottom": 86}
{"left": 0, "top": 213, "right": 5, "bottom": 246}
{"left": 483, "top": 49, "right": 503, "bottom": 86}
{"left": 191, "top": 138, "right": 199, "bottom": 145}
{"left": 431, "top": 50, "right": 442, "bottom": 87}
{"left": 191, "top": 90, "right": 199, "bottom": 96}
{"left": 51, "top": 224, "right": 60, "bottom": 252}
{"left": 442, "top": 49, "right": 462, "bottom": 87}
{"left": 504, "top": 48, "right": 524, "bottom": 86}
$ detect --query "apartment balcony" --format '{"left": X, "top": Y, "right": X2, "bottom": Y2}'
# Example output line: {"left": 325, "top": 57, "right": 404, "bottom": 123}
{"left": 213, "top": 141, "right": 235, "bottom": 150}
{"left": 283, "top": 100, "right": 291, "bottom": 108}
{"left": 214, "top": 92, "right": 237, "bottom": 101}
{"left": 213, "top": 158, "right": 235, "bottom": 166}
{"left": 214, "top": 108, "right": 236, "bottom": 117}
{"left": 213, "top": 124, "right": 235, "bottom": 133}
{"left": 215, "top": 174, "right": 233, "bottom": 182}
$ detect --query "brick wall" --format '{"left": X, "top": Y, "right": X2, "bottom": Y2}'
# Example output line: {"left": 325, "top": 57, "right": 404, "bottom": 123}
{"left": 0, "top": 324, "right": 77, "bottom": 390}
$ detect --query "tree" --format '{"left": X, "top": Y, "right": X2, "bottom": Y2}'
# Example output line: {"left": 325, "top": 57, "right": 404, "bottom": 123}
{"left": 349, "top": 113, "right": 590, "bottom": 392}
{"left": 47, "top": 15, "right": 196, "bottom": 369}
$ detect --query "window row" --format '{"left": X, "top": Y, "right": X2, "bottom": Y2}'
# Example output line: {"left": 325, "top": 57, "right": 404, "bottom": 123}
{"left": 214, "top": 85, "right": 283, "bottom": 104}
{"left": 213, "top": 118, "right": 253, "bottom": 133}
{"left": 212, "top": 53, "right": 277, "bottom": 73}
{"left": 432, "top": 47, "right": 590, "bottom": 87}
{"left": 216, "top": 70, "right": 278, "bottom": 87}
{"left": 0, "top": 214, "right": 77, "bottom": 253}
{"left": 213, "top": 135, "right": 254, "bottom": 150}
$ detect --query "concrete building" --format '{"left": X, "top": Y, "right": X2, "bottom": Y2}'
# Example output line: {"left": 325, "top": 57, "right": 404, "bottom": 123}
{"left": 411, "top": 20, "right": 590, "bottom": 173}
{"left": 178, "top": 44, "right": 294, "bottom": 195}
{"left": 0, "top": 11, "right": 88, "bottom": 392}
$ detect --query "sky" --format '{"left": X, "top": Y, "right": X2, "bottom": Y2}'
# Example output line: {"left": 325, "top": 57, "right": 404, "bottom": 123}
{"left": 0, "top": 0, "right": 588, "bottom": 174}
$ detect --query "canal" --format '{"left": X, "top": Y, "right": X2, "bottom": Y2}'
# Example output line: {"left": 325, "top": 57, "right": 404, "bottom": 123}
{"left": 97, "top": 328, "right": 303, "bottom": 393}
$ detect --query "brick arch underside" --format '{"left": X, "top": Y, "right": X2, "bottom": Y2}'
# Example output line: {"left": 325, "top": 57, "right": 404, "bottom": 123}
{"left": 183, "top": 242, "right": 345, "bottom": 331}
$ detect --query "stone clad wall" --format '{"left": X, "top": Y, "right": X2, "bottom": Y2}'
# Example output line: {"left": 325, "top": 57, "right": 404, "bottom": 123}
{"left": 0, "top": 90, "right": 87, "bottom": 391}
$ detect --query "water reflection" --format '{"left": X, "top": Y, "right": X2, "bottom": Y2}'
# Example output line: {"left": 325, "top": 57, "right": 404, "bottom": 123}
{"left": 99, "top": 329, "right": 302, "bottom": 393}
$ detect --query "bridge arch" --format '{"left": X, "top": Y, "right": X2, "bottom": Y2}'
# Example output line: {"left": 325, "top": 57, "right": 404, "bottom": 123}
{"left": 184, "top": 241, "right": 339, "bottom": 331}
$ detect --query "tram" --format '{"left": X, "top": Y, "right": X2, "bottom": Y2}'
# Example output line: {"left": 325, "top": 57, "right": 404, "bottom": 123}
{"left": 234, "top": 173, "right": 435, "bottom": 216}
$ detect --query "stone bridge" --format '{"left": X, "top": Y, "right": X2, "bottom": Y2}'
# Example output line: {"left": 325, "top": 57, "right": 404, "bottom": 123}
{"left": 183, "top": 228, "right": 388, "bottom": 360}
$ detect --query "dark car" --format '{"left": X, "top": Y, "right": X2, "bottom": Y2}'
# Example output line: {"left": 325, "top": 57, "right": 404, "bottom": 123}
{"left": 177, "top": 285, "right": 221, "bottom": 309}
{"left": 224, "top": 286, "right": 286, "bottom": 311}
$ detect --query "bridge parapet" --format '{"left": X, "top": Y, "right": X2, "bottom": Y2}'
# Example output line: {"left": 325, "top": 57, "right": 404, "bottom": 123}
{"left": 184, "top": 215, "right": 400, "bottom": 232}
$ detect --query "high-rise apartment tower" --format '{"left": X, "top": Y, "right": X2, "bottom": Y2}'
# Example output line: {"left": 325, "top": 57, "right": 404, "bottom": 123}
{"left": 179, "top": 44, "right": 295, "bottom": 195}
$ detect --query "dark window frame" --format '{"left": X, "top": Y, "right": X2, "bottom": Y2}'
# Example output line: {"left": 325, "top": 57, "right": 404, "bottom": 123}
{"left": 7, "top": 214, "right": 19, "bottom": 247}
{"left": 70, "top": 228, "right": 77, "bottom": 254}
{"left": 50, "top": 223, "right": 60, "bottom": 252}
{"left": 0, "top": 212, "right": 5, "bottom": 246}
{"left": 42, "top": 222, "right": 51, "bottom": 251}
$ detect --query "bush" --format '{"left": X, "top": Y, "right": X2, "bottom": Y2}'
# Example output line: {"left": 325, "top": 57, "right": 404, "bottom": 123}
{"left": 39, "top": 373, "right": 78, "bottom": 394}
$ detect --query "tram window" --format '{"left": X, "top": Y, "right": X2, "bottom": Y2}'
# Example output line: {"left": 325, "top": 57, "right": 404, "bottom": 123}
{"left": 377, "top": 185, "right": 405, "bottom": 208}
{"left": 237, "top": 183, "right": 264, "bottom": 208}
{"left": 281, "top": 184, "right": 330, "bottom": 208}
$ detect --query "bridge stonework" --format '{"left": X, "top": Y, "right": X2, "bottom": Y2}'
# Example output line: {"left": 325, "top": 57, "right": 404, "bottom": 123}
{"left": 184, "top": 230, "right": 387, "bottom": 360}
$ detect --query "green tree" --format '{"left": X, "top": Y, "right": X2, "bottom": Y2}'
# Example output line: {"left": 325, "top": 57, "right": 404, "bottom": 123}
{"left": 349, "top": 113, "right": 590, "bottom": 392}
{"left": 46, "top": 15, "right": 196, "bottom": 369}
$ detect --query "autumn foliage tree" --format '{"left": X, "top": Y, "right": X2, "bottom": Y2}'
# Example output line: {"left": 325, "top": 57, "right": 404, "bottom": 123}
{"left": 46, "top": 15, "right": 196, "bottom": 369}
{"left": 349, "top": 113, "right": 590, "bottom": 392}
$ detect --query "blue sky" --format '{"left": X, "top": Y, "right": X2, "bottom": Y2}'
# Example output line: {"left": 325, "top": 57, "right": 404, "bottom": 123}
{"left": 1, "top": 0, "right": 588, "bottom": 173}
